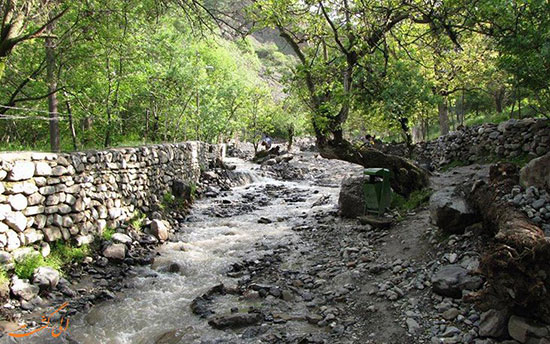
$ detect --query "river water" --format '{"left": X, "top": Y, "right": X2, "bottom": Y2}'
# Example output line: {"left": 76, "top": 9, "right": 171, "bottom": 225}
{"left": 14, "top": 156, "right": 353, "bottom": 344}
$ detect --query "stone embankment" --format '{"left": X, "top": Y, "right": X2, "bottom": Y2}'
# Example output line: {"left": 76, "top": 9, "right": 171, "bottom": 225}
{"left": 0, "top": 142, "right": 222, "bottom": 261}
{"left": 378, "top": 118, "right": 550, "bottom": 166}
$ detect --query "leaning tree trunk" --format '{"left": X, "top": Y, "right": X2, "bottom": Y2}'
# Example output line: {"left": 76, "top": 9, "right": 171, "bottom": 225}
{"left": 317, "top": 139, "right": 429, "bottom": 197}
{"left": 464, "top": 163, "right": 550, "bottom": 322}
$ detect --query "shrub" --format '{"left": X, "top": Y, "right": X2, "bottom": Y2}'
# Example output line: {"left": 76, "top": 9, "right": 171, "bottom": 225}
{"left": 15, "top": 254, "right": 45, "bottom": 279}
{"left": 102, "top": 227, "right": 116, "bottom": 241}
{"left": 129, "top": 210, "right": 146, "bottom": 231}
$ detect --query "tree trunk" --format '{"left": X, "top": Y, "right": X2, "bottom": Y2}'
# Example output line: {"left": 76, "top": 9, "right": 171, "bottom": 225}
{"left": 465, "top": 163, "right": 550, "bottom": 321}
{"left": 45, "top": 35, "right": 60, "bottom": 152}
{"left": 317, "top": 139, "right": 429, "bottom": 197}
{"left": 438, "top": 100, "right": 450, "bottom": 136}
{"left": 494, "top": 87, "right": 505, "bottom": 114}
{"left": 145, "top": 109, "right": 149, "bottom": 142}
{"left": 63, "top": 92, "right": 77, "bottom": 151}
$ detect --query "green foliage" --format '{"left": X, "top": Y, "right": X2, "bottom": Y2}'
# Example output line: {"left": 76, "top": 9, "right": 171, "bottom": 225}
{"left": 392, "top": 189, "right": 434, "bottom": 213}
{"left": 129, "top": 210, "right": 146, "bottom": 231}
{"left": 190, "top": 182, "right": 198, "bottom": 201}
{"left": 162, "top": 192, "right": 175, "bottom": 207}
{"left": 14, "top": 242, "right": 91, "bottom": 279}
{"left": 0, "top": 2, "right": 306, "bottom": 151}
{"left": 102, "top": 227, "right": 116, "bottom": 241}
{"left": 505, "top": 154, "right": 533, "bottom": 168}
{"left": 50, "top": 242, "right": 90, "bottom": 264}
{"left": 15, "top": 254, "right": 44, "bottom": 280}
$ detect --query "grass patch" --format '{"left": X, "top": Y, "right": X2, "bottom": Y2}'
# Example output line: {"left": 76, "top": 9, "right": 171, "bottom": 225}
{"left": 15, "top": 254, "right": 49, "bottom": 279}
{"left": 102, "top": 227, "right": 116, "bottom": 241}
{"left": 502, "top": 153, "right": 533, "bottom": 168}
{"left": 392, "top": 188, "right": 434, "bottom": 213}
{"left": 14, "top": 243, "right": 91, "bottom": 279}
{"left": 129, "top": 210, "right": 146, "bottom": 231}
{"left": 50, "top": 242, "right": 90, "bottom": 263}
{"left": 160, "top": 188, "right": 194, "bottom": 212}
{"left": 190, "top": 182, "right": 198, "bottom": 201}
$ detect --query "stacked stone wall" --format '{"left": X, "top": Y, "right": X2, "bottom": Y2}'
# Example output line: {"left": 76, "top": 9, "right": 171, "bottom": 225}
{"left": 0, "top": 142, "right": 223, "bottom": 254}
{"left": 377, "top": 118, "right": 550, "bottom": 165}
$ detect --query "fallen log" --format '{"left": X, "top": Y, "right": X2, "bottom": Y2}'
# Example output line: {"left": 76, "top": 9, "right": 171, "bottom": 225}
{"left": 465, "top": 163, "right": 550, "bottom": 321}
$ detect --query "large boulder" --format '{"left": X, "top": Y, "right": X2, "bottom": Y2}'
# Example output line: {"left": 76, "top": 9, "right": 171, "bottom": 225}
{"left": 520, "top": 152, "right": 550, "bottom": 192}
{"left": 431, "top": 264, "right": 483, "bottom": 298}
{"left": 150, "top": 220, "right": 169, "bottom": 241}
{"left": 338, "top": 176, "right": 366, "bottom": 218}
{"left": 429, "top": 187, "right": 478, "bottom": 234}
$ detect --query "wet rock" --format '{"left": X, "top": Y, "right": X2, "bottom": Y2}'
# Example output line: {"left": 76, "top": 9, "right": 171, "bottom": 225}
{"left": 479, "top": 309, "right": 510, "bottom": 338}
{"left": 431, "top": 264, "right": 483, "bottom": 298}
{"left": 10, "top": 277, "right": 39, "bottom": 301}
{"left": 190, "top": 284, "right": 228, "bottom": 318}
{"left": 429, "top": 187, "right": 478, "bottom": 234}
{"left": 258, "top": 217, "right": 272, "bottom": 224}
{"left": 150, "top": 220, "right": 169, "bottom": 241}
{"left": 154, "top": 329, "right": 188, "bottom": 344}
{"left": 208, "top": 312, "right": 263, "bottom": 329}
{"left": 32, "top": 266, "right": 60, "bottom": 290}
{"left": 112, "top": 233, "right": 133, "bottom": 245}
{"left": 103, "top": 243, "right": 127, "bottom": 260}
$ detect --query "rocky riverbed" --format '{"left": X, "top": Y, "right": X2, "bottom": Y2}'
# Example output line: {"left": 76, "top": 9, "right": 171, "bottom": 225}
{"left": 0, "top": 149, "right": 535, "bottom": 344}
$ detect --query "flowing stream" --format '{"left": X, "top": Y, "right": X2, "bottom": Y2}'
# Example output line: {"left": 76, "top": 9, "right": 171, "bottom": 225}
{"left": 16, "top": 157, "right": 347, "bottom": 344}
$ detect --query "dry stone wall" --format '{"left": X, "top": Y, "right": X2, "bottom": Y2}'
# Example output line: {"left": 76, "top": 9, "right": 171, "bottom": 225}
{"left": 0, "top": 142, "right": 223, "bottom": 254}
{"left": 414, "top": 118, "right": 550, "bottom": 165}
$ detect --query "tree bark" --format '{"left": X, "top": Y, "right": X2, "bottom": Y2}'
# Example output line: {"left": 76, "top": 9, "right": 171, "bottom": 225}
{"left": 45, "top": 35, "right": 59, "bottom": 152}
{"left": 438, "top": 100, "right": 450, "bottom": 136}
{"left": 465, "top": 163, "right": 550, "bottom": 321}
{"left": 63, "top": 92, "right": 77, "bottom": 150}
{"left": 317, "top": 139, "right": 429, "bottom": 197}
